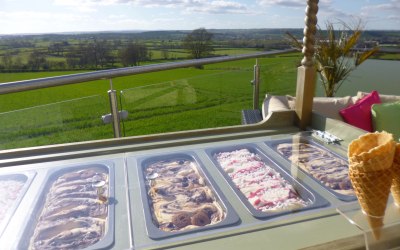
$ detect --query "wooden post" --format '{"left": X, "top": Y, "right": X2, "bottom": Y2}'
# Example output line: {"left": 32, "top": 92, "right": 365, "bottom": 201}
{"left": 295, "top": 0, "right": 319, "bottom": 129}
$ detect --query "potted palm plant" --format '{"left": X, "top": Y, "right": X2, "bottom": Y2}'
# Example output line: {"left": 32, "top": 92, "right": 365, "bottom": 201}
{"left": 287, "top": 20, "right": 379, "bottom": 97}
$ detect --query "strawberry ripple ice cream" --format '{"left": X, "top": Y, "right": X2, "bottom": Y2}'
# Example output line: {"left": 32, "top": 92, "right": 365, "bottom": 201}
{"left": 214, "top": 149, "right": 309, "bottom": 212}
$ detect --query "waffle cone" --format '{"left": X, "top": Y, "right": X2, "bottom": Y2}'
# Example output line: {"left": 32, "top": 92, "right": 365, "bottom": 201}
{"left": 348, "top": 131, "right": 396, "bottom": 171}
{"left": 348, "top": 132, "right": 396, "bottom": 240}
{"left": 366, "top": 216, "right": 384, "bottom": 240}
{"left": 349, "top": 168, "right": 393, "bottom": 239}
{"left": 349, "top": 168, "right": 393, "bottom": 217}
{"left": 391, "top": 143, "right": 400, "bottom": 206}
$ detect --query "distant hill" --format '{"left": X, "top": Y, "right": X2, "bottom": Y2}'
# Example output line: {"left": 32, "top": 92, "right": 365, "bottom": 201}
{"left": 1, "top": 29, "right": 399, "bottom": 43}
{"left": 0, "top": 28, "right": 398, "bottom": 72}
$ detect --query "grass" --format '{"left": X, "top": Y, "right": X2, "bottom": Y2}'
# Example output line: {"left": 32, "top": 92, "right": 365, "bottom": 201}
{"left": 0, "top": 96, "right": 113, "bottom": 148}
{"left": 375, "top": 53, "right": 400, "bottom": 60}
{"left": 0, "top": 53, "right": 300, "bottom": 149}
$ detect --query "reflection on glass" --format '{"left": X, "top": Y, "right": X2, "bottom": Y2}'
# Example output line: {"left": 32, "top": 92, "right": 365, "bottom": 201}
{"left": 0, "top": 57, "right": 298, "bottom": 149}
{"left": 0, "top": 95, "right": 111, "bottom": 150}
{"left": 120, "top": 70, "right": 254, "bottom": 137}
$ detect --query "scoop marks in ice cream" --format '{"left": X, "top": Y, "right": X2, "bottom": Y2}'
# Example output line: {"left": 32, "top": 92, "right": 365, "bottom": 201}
{"left": 214, "top": 149, "right": 309, "bottom": 212}
{"left": 145, "top": 158, "right": 225, "bottom": 232}
{"left": 29, "top": 167, "right": 109, "bottom": 250}
{"left": 276, "top": 142, "right": 354, "bottom": 196}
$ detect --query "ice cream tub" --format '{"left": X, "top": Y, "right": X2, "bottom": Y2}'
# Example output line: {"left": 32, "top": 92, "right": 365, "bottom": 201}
{"left": 264, "top": 136, "right": 356, "bottom": 201}
{"left": 17, "top": 163, "right": 115, "bottom": 250}
{"left": 0, "top": 171, "right": 36, "bottom": 238}
{"left": 136, "top": 152, "right": 240, "bottom": 240}
{"left": 205, "top": 144, "right": 329, "bottom": 219}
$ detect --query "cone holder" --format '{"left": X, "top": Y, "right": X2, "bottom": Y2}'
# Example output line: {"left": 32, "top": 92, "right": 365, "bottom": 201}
{"left": 337, "top": 200, "right": 400, "bottom": 250}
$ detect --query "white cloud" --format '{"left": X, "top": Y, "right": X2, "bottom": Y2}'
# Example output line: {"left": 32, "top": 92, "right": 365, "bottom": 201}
{"left": 358, "top": 0, "right": 400, "bottom": 28}
{"left": 53, "top": 0, "right": 120, "bottom": 12}
{"left": 0, "top": 10, "right": 84, "bottom": 21}
{"left": 185, "top": 1, "right": 250, "bottom": 14}
{"left": 256, "top": 0, "right": 304, "bottom": 8}
{"left": 361, "top": 0, "right": 400, "bottom": 13}
{"left": 53, "top": 0, "right": 200, "bottom": 9}
{"left": 318, "top": 3, "right": 350, "bottom": 20}
{"left": 108, "top": 14, "right": 127, "bottom": 19}
{"left": 104, "top": 13, "right": 180, "bottom": 26}
{"left": 256, "top": 0, "right": 336, "bottom": 11}
{"left": 53, "top": 0, "right": 251, "bottom": 14}
{"left": 117, "top": 0, "right": 196, "bottom": 6}
{"left": 0, "top": 10, "right": 90, "bottom": 34}
{"left": 2, "top": 0, "right": 398, "bottom": 34}
{"left": 388, "top": 15, "right": 400, "bottom": 21}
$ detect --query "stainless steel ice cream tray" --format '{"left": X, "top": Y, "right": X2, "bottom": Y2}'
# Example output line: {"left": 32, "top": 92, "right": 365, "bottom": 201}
{"left": 205, "top": 143, "right": 329, "bottom": 219}
{"left": 264, "top": 135, "right": 356, "bottom": 201}
{"left": 136, "top": 151, "right": 240, "bottom": 240}
{"left": 16, "top": 163, "right": 115, "bottom": 250}
{"left": 0, "top": 171, "right": 36, "bottom": 238}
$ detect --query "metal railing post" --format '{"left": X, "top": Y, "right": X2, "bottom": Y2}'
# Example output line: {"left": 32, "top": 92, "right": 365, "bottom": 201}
{"left": 252, "top": 59, "right": 260, "bottom": 110}
{"left": 108, "top": 79, "right": 122, "bottom": 138}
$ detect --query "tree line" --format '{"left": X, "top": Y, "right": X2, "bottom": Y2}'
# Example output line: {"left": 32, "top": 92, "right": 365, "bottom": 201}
{"left": 2, "top": 39, "right": 162, "bottom": 71}
{"left": 3, "top": 27, "right": 395, "bottom": 72}
{"left": 0, "top": 28, "right": 217, "bottom": 72}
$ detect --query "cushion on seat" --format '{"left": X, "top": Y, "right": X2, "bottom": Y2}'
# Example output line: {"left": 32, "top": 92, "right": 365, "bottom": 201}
{"left": 286, "top": 95, "right": 354, "bottom": 121}
{"left": 261, "top": 94, "right": 290, "bottom": 118}
{"left": 357, "top": 91, "right": 400, "bottom": 103}
{"left": 371, "top": 102, "right": 400, "bottom": 141}
{"left": 339, "top": 90, "right": 381, "bottom": 131}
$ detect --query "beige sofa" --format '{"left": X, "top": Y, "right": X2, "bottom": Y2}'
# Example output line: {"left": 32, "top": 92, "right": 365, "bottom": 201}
{"left": 262, "top": 91, "right": 400, "bottom": 122}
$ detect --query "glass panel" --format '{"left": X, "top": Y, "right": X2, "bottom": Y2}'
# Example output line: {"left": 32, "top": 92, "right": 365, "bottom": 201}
{"left": 120, "top": 69, "right": 253, "bottom": 137}
{"left": 118, "top": 55, "right": 300, "bottom": 136}
{"left": 258, "top": 55, "right": 298, "bottom": 99}
{"left": 0, "top": 95, "right": 112, "bottom": 150}
{"left": 0, "top": 54, "right": 300, "bottom": 149}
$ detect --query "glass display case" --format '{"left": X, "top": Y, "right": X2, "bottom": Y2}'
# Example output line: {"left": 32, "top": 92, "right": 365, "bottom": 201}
{"left": 0, "top": 129, "right": 398, "bottom": 249}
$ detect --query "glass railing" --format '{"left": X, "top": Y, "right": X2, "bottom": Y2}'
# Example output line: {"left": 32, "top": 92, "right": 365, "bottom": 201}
{"left": 119, "top": 70, "right": 254, "bottom": 136}
{"left": 0, "top": 95, "right": 111, "bottom": 150}
{"left": 0, "top": 51, "right": 300, "bottom": 150}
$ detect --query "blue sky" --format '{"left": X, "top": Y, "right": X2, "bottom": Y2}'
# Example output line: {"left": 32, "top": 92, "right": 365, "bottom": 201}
{"left": 0, "top": 0, "right": 399, "bottom": 34}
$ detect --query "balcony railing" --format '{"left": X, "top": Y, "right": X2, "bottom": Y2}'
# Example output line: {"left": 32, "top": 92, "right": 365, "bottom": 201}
{"left": 0, "top": 50, "right": 296, "bottom": 150}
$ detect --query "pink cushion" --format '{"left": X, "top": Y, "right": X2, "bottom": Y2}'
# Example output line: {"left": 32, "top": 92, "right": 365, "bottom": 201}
{"left": 339, "top": 90, "right": 381, "bottom": 131}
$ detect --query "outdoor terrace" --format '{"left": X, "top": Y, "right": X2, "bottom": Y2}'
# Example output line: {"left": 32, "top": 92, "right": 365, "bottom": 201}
{"left": 1, "top": 48, "right": 399, "bottom": 250}
{"left": 0, "top": 1, "right": 399, "bottom": 249}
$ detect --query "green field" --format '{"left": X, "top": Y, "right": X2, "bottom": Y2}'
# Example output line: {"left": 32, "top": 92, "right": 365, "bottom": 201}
{"left": 0, "top": 53, "right": 300, "bottom": 149}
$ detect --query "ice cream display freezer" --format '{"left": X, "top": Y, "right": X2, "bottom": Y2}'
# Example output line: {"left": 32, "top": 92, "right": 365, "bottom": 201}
{"left": 0, "top": 125, "right": 399, "bottom": 249}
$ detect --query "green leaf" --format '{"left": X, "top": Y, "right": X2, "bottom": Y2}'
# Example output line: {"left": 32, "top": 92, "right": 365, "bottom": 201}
{"left": 355, "top": 47, "right": 380, "bottom": 66}
{"left": 285, "top": 32, "right": 303, "bottom": 50}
